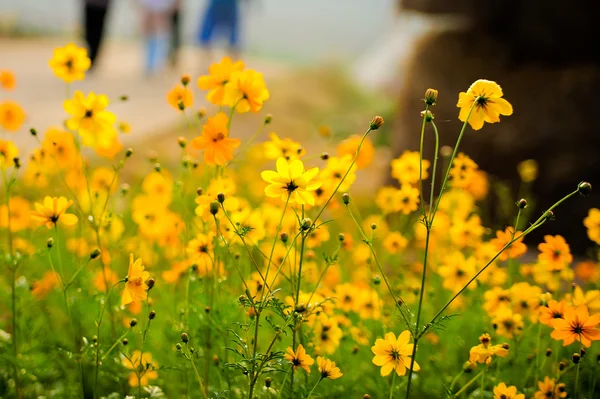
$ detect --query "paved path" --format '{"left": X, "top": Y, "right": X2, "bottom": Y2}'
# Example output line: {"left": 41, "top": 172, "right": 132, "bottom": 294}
{"left": 0, "top": 38, "right": 290, "bottom": 155}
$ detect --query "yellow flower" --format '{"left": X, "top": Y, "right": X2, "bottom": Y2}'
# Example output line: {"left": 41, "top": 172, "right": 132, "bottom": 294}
{"left": 550, "top": 304, "right": 600, "bottom": 347}
{"left": 449, "top": 153, "right": 478, "bottom": 188}
{"left": 337, "top": 135, "right": 374, "bottom": 169}
{"left": 261, "top": 157, "right": 321, "bottom": 205}
{"left": 0, "top": 139, "right": 19, "bottom": 169}
{"left": 224, "top": 69, "right": 270, "bottom": 113}
{"left": 468, "top": 333, "right": 509, "bottom": 364}
{"left": 492, "top": 306, "right": 524, "bottom": 339}
{"left": 537, "top": 235, "right": 572, "bottom": 272}
{"left": 0, "top": 101, "right": 26, "bottom": 132}
{"left": 284, "top": 344, "right": 314, "bottom": 373}
{"left": 490, "top": 227, "right": 527, "bottom": 261}
{"left": 186, "top": 233, "right": 214, "bottom": 274}
{"left": 313, "top": 316, "right": 343, "bottom": 354}
{"left": 30, "top": 196, "right": 78, "bottom": 229}
{"left": 0, "top": 70, "right": 16, "bottom": 90}
{"left": 121, "top": 254, "right": 150, "bottom": 306}
{"left": 317, "top": 356, "right": 343, "bottom": 380}
{"left": 93, "top": 267, "right": 119, "bottom": 292}
{"left": 191, "top": 112, "right": 241, "bottom": 166}
{"left": 263, "top": 132, "right": 305, "bottom": 161}
{"left": 438, "top": 252, "right": 477, "bottom": 292}
{"left": 123, "top": 350, "right": 158, "bottom": 387}
{"left": 517, "top": 159, "right": 538, "bottom": 183}
{"left": 48, "top": 43, "right": 91, "bottom": 83}
{"left": 371, "top": 331, "right": 419, "bottom": 377}
{"left": 534, "top": 377, "right": 567, "bottom": 399}
{"left": 32, "top": 271, "right": 61, "bottom": 299}
{"left": 64, "top": 91, "right": 117, "bottom": 147}
{"left": 584, "top": 208, "right": 600, "bottom": 245}
{"left": 383, "top": 232, "right": 408, "bottom": 254}
{"left": 198, "top": 56, "right": 245, "bottom": 105}
{"left": 493, "top": 383, "right": 525, "bottom": 399}
{"left": 166, "top": 84, "right": 194, "bottom": 111}
{"left": 0, "top": 196, "right": 31, "bottom": 232}
{"left": 391, "top": 150, "right": 430, "bottom": 185}
{"left": 457, "top": 79, "right": 513, "bottom": 130}
{"left": 41, "top": 128, "right": 80, "bottom": 170}
{"left": 319, "top": 155, "right": 356, "bottom": 193}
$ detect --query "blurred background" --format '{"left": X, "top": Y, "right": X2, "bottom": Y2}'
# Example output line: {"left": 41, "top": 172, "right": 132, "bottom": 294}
{"left": 1, "top": 0, "right": 598, "bottom": 252}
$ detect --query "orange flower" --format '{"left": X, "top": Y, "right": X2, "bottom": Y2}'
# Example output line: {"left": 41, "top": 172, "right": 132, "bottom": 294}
{"left": 284, "top": 344, "right": 314, "bottom": 373}
{"left": 224, "top": 69, "right": 269, "bottom": 113}
{"left": 32, "top": 271, "right": 61, "bottom": 299}
{"left": 539, "top": 300, "right": 567, "bottom": 327}
{"left": 0, "top": 101, "right": 26, "bottom": 132}
{"left": 0, "top": 139, "right": 19, "bottom": 169}
{"left": 198, "top": 56, "right": 245, "bottom": 105}
{"left": 191, "top": 112, "right": 240, "bottom": 166}
{"left": 550, "top": 304, "right": 600, "bottom": 347}
{"left": 166, "top": 84, "right": 193, "bottom": 111}
{"left": 30, "top": 196, "right": 78, "bottom": 229}
{"left": 121, "top": 254, "right": 150, "bottom": 306}
{"left": 490, "top": 227, "right": 527, "bottom": 261}
{"left": 0, "top": 70, "right": 16, "bottom": 90}
{"left": 537, "top": 235, "right": 572, "bottom": 271}
{"left": 337, "top": 135, "right": 374, "bottom": 169}
{"left": 317, "top": 356, "right": 343, "bottom": 380}
{"left": 93, "top": 267, "right": 119, "bottom": 292}
{"left": 123, "top": 351, "right": 158, "bottom": 387}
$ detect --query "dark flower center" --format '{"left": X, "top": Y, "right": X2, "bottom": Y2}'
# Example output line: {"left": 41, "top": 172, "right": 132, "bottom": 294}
{"left": 84, "top": 109, "right": 93, "bottom": 118}
{"left": 286, "top": 181, "right": 298, "bottom": 192}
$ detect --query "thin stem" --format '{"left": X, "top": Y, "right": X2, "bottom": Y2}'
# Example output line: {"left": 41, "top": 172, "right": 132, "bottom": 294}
{"left": 188, "top": 349, "right": 209, "bottom": 399}
{"left": 260, "top": 194, "right": 290, "bottom": 304}
{"left": 533, "top": 321, "right": 542, "bottom": 389}
{"left": 428, "top": 121, "right": 440, "bottom": 216}
{"left": 306, "top": 378, "right": 323, "bottom": 399}
{"left": 277, "top": 367, "right": 292, "bottom": 399}
{"left": 389, "top": 372, "right": 397, "bottom": 399}
{"left": 452, "top": 369, "right": 484, "bottom": 397}
{"left": 418, "top": 104, "right": 430, "bottom": 214}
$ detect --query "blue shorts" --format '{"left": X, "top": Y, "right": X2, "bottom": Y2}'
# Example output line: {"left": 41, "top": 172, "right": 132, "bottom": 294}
{"left": 198, "top": 0, "right": 240, "bottom": 48}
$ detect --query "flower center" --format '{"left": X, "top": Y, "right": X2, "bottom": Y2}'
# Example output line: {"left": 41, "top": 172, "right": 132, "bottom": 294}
{"left": 84, "top": 109, "right": 93, "bottom": 118}
{"left": 286, "top": 181, "right": 298, "bottom": 193}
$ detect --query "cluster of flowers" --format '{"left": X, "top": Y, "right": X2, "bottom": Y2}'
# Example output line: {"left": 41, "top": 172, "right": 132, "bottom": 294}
{"left": 1, "top": 42, "right": 599, "bottom": 399}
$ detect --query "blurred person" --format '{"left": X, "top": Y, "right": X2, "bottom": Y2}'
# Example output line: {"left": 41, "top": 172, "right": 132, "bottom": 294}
{"left": 198, "top": 0, "right": 244, "bottom": 61}
{"left": 169, "top": 1, "right": 182, "bottom": 67}
{"left": 138, "top": 0, "right": 179, "bottom": 74}
{"left": 84, "top": 0, "right": 111, "bottom": 69}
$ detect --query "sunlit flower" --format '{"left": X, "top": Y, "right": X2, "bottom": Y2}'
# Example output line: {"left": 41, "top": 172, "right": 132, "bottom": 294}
{"left": 371, "top": 331, "right": 419, "bottom": 377}
{"left": 438, "top": 252, "right": 477, "bottom": 292}
{"left": 469, "top": 333, "right": 508, "bottom": 364}
{"left": 537, "top": 235, "right": 572, "bottom": 272}
{"left": 0, "top": 139, "right": 19, "bottom": 169}
{"left": 48, "top": 43, "right": 91, "bottom": 83}
{"left": 449, "top": 153, "right": 478, "bottom": 188}
{"left": 517, "top": 159, "right": 538, "bottom": 183}
{"left": 550, "top": 304, "right": 600, "bottom": 347}
{"left": 313, "top": 316, "right": 343, "bottom": 354}
{"left": 391, "top": 150, "right": 429, "bottom": 185}
{"left": 123, "top": 350, "right": 158, "bottom": 387}
{"left": 383, "top": 232, "right": 408, "bottom": 254}
{"left": 539, "top": 300, "right": 566, "bottom": 327}
{"left": 457, "top": 79, "right": 513, "bottom": 130}
{"left": 0, "top": 101, "right": 26, "bottom": 132}
{"left": 490, "top": 227, "right": 527, "bottom": 261}
{"left": 121, "top": 254, "right": 150, "bottom": 306}
{"left": 197, "top": 56, "right": 245, "bottom": 105}
{"left": 285, "top": 344, "right": 314, "bottom": 373}
{"left": 64, "top": 91, "right": 117, "bottom": 147}
{"left": 32, "top": 271, "right": 61, "bottom": 299}
{"left": 493, "top": 383, "right": 524, "bottom": 399}
{"left": 191, "top": 112, "right": 240, "bottom": 166}
{"left": 0, "top": 196, "right": 30, "bottom": 232}
{"left": 492, "top": 306, "right": 524, "bottom": 339}
{"left": 263, "top": 132, "right": 305, "bottom": 161}
{"left": 93, "top": 267, "right": 119, "bottom": 292}
{"left": 166, "top": 84, "right": 193, "bottom": 111}
{"left": 224, "top": 69, "right": 269, "bottom": 113}
{"left": 320, "top": 155, "right": 356, "bottom": 193}
{"left": 317, "top": 356, "right": 343, "bottom": 379}
{"left": 30, "top": 196, "right": 78, "bottom": 229}
{"left": 261, "top": 157, "right": 321, "bottom": 205}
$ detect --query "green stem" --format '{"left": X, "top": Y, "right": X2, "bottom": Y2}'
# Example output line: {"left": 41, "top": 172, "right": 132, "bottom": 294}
{"left": 533, "top": 321, "right": 542, "bottom": 389}
{"left": 390, "top": 372, "right": 397, "bottom": 399}
{"left": 277, "top": 367, "right": 292, "bottom": 399}
{"left": 306, "top": 378, "right": 323, "bottom": 399}
{"left": 452, "top": 370, "right": 484, "bottom": 397}
{"left": 428, "top": 121, "right": 440, "bottom": 215}
{"left": 418, "top": 104, "right": 430, "bottom": 213}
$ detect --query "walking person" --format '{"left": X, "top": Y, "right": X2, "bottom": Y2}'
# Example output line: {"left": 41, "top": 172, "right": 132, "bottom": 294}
{"left": 137, "top": 0, "right": 179, "bottom": 74}
{"left": 198, "top": 0, "right": 244, "bottom": 61}
{"left": 84, "top": 0, "right": 111, "bottom": 69}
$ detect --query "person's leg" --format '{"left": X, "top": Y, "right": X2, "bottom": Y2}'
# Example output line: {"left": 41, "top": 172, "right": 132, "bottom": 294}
{"left": 169, "top": 8, "right": 181, "bottom": 66}
{"left": 84, "top": 4, "right": 109, "bottom": 68}
{"left": 228, "top": 3, "right": 241, "bottom": 58}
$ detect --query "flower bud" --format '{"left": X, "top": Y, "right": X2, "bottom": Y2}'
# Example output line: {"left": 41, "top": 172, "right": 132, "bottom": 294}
{"left": 280, "top": 232, "right": 288, "bottom": 243}
{"left": 463, "top": 361, "right": 476, "bottom": 373}
{"left": 205, "top": 306, "right": 211, "bottom": 313}
{"left": 578, "top": 181, "right": 592, "bottom": 196}
{"left": 369, "top": 116, "right": 384, "bottom": 130}
{"left": 363, "top": 395, "right": 371, "bottom": 399}
{"left": 90, "top": 248, "right": 101, "bottom": 259}
{"left": 181, "top": 74, "right": 191, "bottom": 86}
{"left": 370, "top": 223, "right": 377, "bottom": 230}
{"left": 420, "top": 110, "right": 434, "bottom": 122}
{"left": 338, "top": 233, "right": 345, "bottom": 242}
{"left": 300, "top": 218, "right": 312, "bottom": 231}
{"left": 154, "top": 163, "right": 161, "bottom": 172}
{"left": 120, "top": 183, "right": 130, "bottom": 196}
{"left": 440, "top": 146, "right": 453, "bottom": 158}
{"left": 545, "top": 348, "right": 552, "bottom": 357}
{"left": 197, "top": 107, "right": 207, "bottom": 119}
{"left": 129, "top": 318, "right": 138, "bottom": 327}
{"left": 125, "top": 148, "right": 133, "bottom": 157}
{"left": 217, "top": 192, "right": 225, "bottom": 203}
{"left": 122, "top": 338, "right": 129, "bottom": 346}
{"left": 213, "top": 354, "right": 220, "bottom": 365}
{"left": 342, "top": 193, "right": 350, "bottom": 204}
{"left": 147, "top": 278, "right": 155, "bottom": 290}
{"left": 572, "top": 353, "right": 581, "bottom": 364}
{"left": 424, "top": 88, "right": 438, "bottom": 106}
{"left": 265, "top": 377, "right": 272, "bottom": 388}
{"left": 517, "top": 198, "right": 528, "bottom": 209}
{"left": 47, "top": 237, "right": 54, "bottom": 248}
{"left": 178, "top": 101, "right": 185, "bottom": 111}
{"left": 29, "top": 128, "right": 37, "bottom": 136}
{"left": 149, "top": 310, "right": 156, "bottom": 320}
{"left": 13, "top": 157, "right": 20, "bottom": 169}
{"left": 264, "top": 114, "right": 273, "bottom": 124}
{"left": 209, "top": 201, "right": 220, "bottom": 215}
{"left": 177, "top": 136, "right": 187, "bottom": 148}
{"left": 176, "top": 343, "right": 182, "bottom": 351}
{"left": 119, "top": 95, "right": 129, "bottom": 101}
{"left": 580, "top": 347, "right": 586, "bottom": 357}
{"left": 181, "top": 333, "right": 189, "bottom": 343}
{"left": 559, "top": 361, "right": 566, "bottom": 370}
{"left": 501, "top": 343, "right": 510, "bottom": 350}
{"left": 373, "top": 275, "right": 381, "bottom": 285}
{"left": 556, "top": 383, "right": 566, "bottom": 393}
{"left": 320, "top": 152, "right": 329, "bottom": 160}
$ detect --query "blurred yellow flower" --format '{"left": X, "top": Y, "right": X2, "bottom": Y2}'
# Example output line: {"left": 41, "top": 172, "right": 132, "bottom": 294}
{"left": 30, "top": 196, "right": 78, "bottom": 229}
{"left": 317, "top": 356, "right": 343, "bottom": 379}
{"left": 48, "top": 43, "right": 91, "bottom": 83}
{"left": 457, "top": 79, "right": 513, "bottom": 130}
{"left": 264, "top": 132, "right": 305, "bottom": 161}
{"left": 337, "top": 135, "right": 374, "bottom": 169}
{"left": 584, "top": 208, "right": 600, "bottom": 245}
{"left": 493, "top": 382, "right": 524, "bottom": 399}
{"left": 0, "top": 139, "right": 19, "bottom": 169}
{"left": 261, "top": 157, "right": 321, "bottom": 205}
{"left": 224, "top": 69, "right": 269, "bottom": 113}
{"left": 0, "top": 100, "right": 26, "bottom": 132}
{"left": 198, "top": 56, "right": 245, "bottom": 105}
{"left": 0, "top": 196, "right": 30, "bottom": 232}
{"left": 517, "top": 159, "right": 538, "bottom": 183}
{"left": 64, "top": 91, "right": 117, "bottom": 147}
{"left": 391, "top": 150, "right": 429, "bottom": 185}
{"left": 0, "top": 70, "right": 16, "bottom": 90}
{"left": 166, "top": 84, "right": 194, "bottom": 111}
{"left": 123, "top": 350, "right": 158, "bottom": 387}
